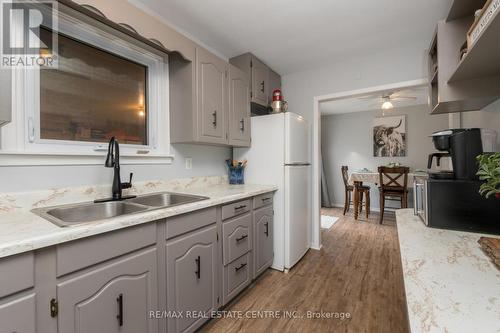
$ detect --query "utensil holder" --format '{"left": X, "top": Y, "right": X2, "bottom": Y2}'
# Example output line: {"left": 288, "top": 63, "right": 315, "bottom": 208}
{"left": 228, "top": 167, "right": 244, "bottom": 185}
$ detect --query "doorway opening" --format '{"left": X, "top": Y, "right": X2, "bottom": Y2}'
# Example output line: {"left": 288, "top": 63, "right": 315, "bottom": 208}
{"left": 310, "top": 79, "right": 428, "bottom": 249}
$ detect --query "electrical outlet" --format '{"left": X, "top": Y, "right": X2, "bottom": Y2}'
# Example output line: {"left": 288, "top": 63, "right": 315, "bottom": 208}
{"left": 185, "top": 158, "right": 192, "bottom": 170}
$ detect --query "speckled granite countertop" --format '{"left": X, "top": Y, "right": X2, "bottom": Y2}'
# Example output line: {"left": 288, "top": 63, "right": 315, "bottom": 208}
{"left": 396, "top": 209, "right": 500, "bottom": 333}
{"left": 0, "top": 176, "right": 276, "bottom": 259}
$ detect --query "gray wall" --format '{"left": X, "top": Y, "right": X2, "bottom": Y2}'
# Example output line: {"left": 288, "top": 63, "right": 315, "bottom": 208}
{"left": 461, "top": 99, "right": 500, "bottom": 148}
{"left": 0, "top": 144, "right": 230, "bottom": 193}
{"left": 321, "top": 105, "right": 449, "bottom": 209}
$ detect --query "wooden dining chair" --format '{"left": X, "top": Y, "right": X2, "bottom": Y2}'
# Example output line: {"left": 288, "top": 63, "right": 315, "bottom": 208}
{"left": 377, "top": 166, "right": 409, "bottom": 224}
{"left": 341, "top": 166, "right": 370, "bottom": 218}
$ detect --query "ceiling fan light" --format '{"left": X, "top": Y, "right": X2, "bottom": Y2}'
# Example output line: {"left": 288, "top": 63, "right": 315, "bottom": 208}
{"left": 381, "top": 101, "right": 394, "bottom": 110}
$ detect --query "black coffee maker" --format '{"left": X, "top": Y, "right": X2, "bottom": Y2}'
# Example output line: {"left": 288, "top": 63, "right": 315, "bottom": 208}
{"left": 424, "top": 128, "right": 500, "bottom": 235}
{"left": 428, "top": 128, "right": 491, "bottom": 179}
{"left": 428, "top": 129, "right": 464, "bottom": 179}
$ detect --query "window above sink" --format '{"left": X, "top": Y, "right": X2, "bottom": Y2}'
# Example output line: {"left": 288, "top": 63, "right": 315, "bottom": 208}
{"left": 0, "top": 5, "right": 172, "bottom": 166}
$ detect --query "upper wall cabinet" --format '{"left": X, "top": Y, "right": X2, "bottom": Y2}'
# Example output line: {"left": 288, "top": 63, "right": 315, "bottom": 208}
{"left": 171, "top": 47, "right": 253, "bottom": 147}
{"left": 228, "top": 65, "right": 251, "bottom": 147}
{"left": 229, "top": 53, "right": 281, "bottom": 108}
{"left": 429, "top": 0, "right": 500, "bottom": 114}
{"left": 197, "top": 47, "right": 229, "bottom": 145}
{"left": 251, "top": 57, "right": 269, "bottom": 106}
{"left": 0, "top": 68, "right": 11, "bottom": 127}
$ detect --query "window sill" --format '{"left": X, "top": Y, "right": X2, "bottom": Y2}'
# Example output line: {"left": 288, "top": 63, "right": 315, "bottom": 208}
{"left": 0, "top": 151, "right": 175, "bottom": 166}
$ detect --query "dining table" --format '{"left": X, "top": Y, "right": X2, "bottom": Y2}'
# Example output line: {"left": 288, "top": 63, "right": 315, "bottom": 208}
{"left": 347, "top": 170, "right": 427, "bottom": 220}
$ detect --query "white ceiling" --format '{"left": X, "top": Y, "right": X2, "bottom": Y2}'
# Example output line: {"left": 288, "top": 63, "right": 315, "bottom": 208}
{"left": 320, "top": 86, "right": 429, "bottom": 115}
{"left": 130, "top": 0, "right": 452, "bottom": 75}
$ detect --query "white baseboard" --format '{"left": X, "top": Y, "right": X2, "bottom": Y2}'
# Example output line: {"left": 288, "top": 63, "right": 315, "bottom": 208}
{"left": 310, "top": 244, "right": 322, "bottom": 251}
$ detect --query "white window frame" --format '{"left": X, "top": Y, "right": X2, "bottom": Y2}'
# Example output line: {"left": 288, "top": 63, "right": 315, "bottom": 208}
{"left": 0, "top": 7, "right": 173, "bottom": 166}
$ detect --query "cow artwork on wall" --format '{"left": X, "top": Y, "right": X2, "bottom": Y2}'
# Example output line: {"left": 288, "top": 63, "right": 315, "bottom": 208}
{"left": 373, "top": 115, "right": 407, "bottom": 157}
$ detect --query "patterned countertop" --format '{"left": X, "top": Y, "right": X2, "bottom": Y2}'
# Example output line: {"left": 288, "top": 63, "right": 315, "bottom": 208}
{"left": 396, "top": 209, "right": 500, "bottom": 333}
{"left": 0, "top": 176, "right": 277, "bottom": 259}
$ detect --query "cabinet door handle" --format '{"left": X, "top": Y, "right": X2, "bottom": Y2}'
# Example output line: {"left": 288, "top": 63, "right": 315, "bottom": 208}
{"left": 234, "top": 205, "right": 246, "bottom": 211}
{"left": 116, "top": 293, "right": 123, "bottom": 327}
{"left": 262, "top": 197, "right": 271, "bottom": 202}
{"left": 195, "top": 255, "right": 201, "bottom": 279}
{"left": 236, "top": 234, "right": 248, "bottom": 242}
{"left": 264, "top": 222, "right": 269, "bottom": 237}
{"left": 240, "top": 118, "right": 245, "bottom": 132}
{"left": 260, "top": 80, "right": 265, "bottom": 93}
{"left": 235, "top": 262, "right": 247, "bottom": 272}
{"left": 212, "top": 111, "right": 217, "bottom": 127}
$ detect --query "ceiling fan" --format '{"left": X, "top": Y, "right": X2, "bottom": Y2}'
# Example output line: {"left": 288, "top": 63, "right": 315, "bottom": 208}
{"left": 358, "top": 91, "right": 417, "bottom": 110}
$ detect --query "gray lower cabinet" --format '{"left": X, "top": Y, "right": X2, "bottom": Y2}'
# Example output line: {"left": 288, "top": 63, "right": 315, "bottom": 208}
{"left": 220, "top": 204, "right": 256, "bottom": 305}
{"left": 0, "top": 293, "right": 36, "bottom": 333}
{"left": 222, "top": 253, "right": 252, "bottom": 305}
{"left": 0, "top": 193, "right": 275, "bottom": 333}
{"left": 0, "top": 252, "right": 36, "bottom": 333}
{"left": 253, "top": 206, "right": 274, "bottom": 278}
{"left": 222, "top": 213, "right": 252, "bottom": 265}
{"left": 56, "top": 248, "right": 158, "bottom": 333}
{"left": 166, "top": 224, "right": 218, "bottom": 333}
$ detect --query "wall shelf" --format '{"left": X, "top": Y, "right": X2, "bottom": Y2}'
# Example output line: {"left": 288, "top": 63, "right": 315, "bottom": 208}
{"left": 447, "top": 0, "right": 487, "bottom": 21}
{"left": 448, "top": 2, "right": 500, "bottom": 82}
{"left": 427, "top": 0, "right": 500, "bottom": 115}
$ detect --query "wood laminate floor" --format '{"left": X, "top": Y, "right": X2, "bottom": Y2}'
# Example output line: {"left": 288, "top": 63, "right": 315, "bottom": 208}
{"left": 202, "top": 208, "right": 409, "bottom": 333}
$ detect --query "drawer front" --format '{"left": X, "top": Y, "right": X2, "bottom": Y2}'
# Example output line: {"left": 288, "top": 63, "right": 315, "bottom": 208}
{"left": 166, "top": 207, "right": 217, "bottom": 240}
{"left": 0, "top": 293, "right": 36, "bottom": 333}
{"left": 0, "top": 252, "right": 34, "bottom": 298}
{"left": 222, "top": 213, "right": 252, "bottom": 265}
{"left": 223, "top": 253, "right": 251, "bottom": 305}
{"left": 221, "top": 199, "right": 251, "bottom": 220}
{"left": 253, "top": 192, "right": 274, "bottom": 210}
{"left": 57, "top": 223, "right": 156, "bottom": 277}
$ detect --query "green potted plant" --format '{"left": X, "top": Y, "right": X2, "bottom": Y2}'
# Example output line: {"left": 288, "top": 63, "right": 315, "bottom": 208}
{"left": 476, "top": 153, "right": 500, "bottom": 199}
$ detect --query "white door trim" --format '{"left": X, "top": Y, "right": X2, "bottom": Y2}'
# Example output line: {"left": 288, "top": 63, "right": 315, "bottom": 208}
{"left": 310, "top": 78, "right": 427, "bottom": 250}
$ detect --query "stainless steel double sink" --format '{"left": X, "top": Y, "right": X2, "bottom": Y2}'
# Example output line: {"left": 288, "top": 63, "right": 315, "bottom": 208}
{"left": 32, "top": 192, "right": 209, "bottom": 227}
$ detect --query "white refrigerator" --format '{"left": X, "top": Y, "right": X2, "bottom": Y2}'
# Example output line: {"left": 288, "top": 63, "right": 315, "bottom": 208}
{"left": 234, "top": 112, "right": 311, "bottom": 271}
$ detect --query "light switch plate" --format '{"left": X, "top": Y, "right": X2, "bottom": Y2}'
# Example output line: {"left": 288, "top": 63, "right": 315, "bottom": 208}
{"left": 185, "top": 157, "right": 192, "bottom": 170}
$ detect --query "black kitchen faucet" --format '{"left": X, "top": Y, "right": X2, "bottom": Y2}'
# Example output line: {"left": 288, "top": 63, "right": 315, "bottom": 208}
{"left": 95, "top": 137, "right": 136, "bottom": 202}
